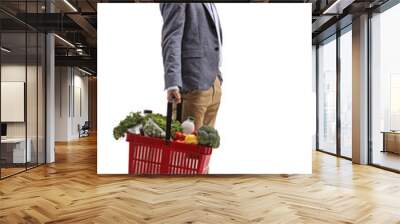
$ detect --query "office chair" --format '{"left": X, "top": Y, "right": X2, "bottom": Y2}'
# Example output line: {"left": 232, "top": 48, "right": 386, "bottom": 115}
{"left": 79, "top": 121, "right": 90, "bottom": 138}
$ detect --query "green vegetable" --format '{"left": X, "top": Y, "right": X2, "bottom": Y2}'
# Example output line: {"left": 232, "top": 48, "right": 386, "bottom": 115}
{"left": 113, "top": 112, "right": 144, "bottom": 140}
{"left": 143, "top": 118, "right": 165, "bottom": 138}
{"left": 113, "top": 111, "right": 183, "bottom": 140}
{"left": 144, "top": 113, "right": 166, "bottom": 130}
{"left": 197, "top": 126, "right": 220, "bottom": 148}
{"left": 171, "top": 121, "right": 183, "bottom": 138}
{"left": 143, "top": 113, "right": 182, "bottom": 138}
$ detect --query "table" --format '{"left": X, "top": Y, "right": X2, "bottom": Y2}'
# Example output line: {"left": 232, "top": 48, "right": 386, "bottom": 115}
{"left": 1, "top": 138, "right": 32, "bottom": 164}
{"left": 381, "top": 131, "right": 400, "bottom": 154}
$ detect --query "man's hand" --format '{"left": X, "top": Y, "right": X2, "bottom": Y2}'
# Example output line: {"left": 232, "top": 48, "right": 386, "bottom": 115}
{"left": 167, "top": 89, "right": 181, "bottom": 103}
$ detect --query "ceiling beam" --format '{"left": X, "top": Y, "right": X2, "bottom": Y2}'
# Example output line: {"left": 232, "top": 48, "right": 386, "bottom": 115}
{"left": 55, "top": 55, "right": 96, "bottom": 69}
{"left": 323, "top": 0, "right": 356, "bottom": 14}
{"left": 51, "top": 0, "right": 97, "bottom": 47}
{"left": 312, "top": 15, "right": 335, "bottom": 33}
{"left": 67, "top": 13, "right": 97, "bottom": 39}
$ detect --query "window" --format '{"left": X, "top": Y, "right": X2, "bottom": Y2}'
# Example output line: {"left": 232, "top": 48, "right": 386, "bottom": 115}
{"left": 339, "top": 28, "right": 352, "bottom": 158}
{"left": 318, "top": 36, "right": 337, "bottom": 154}
{"left": 370, "top": 3, "right": 400, "bottom": 171}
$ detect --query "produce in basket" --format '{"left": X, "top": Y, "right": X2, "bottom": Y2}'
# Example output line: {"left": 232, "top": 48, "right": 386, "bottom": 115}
{"left": 113, "top": 112, "right": 143, "bottom": 140}
{"left": 181, "top": 117, "right": 195, "bottom": 134}
{"left": 113, "top": 111, "right": 183, "bottom": 140}
{"left": 114, "top": 112, "right": 221, "bottom": 148}
{"left": 197, "top": 126, "right": 220, "bottom": 148}
{"left": 184, "top": 134, "right": 198, "bottom": 144}
{"left": 127, "top": 124, "right": 142, "bottom": 135}
{"left": 143, "top": 118, "right": 166, "bottom": 138}
{"left": 143, "top": 113, "right": 182, "bottom": 138}
{"left": 174, "top": 131, "right": 186, "bottom": 141}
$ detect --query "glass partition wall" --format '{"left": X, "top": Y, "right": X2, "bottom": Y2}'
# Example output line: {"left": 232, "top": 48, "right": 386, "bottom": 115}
{"left": 316, "top": 0, "right": 400, "bottom": 172}
{"left": 0, "top": 3, "right": 46, "bottom": 179}
{"left": 339, "top": 28, "right": 352, "bottom": 159}
{"left": 370, "top": 3, "right": 400, "bottom": 171}
{"left": 316, "top": 27, "right": 352, "bottom": 159}
{"left": 0, "top": 31, "right": 27, "bottom": 177}
{"left": 317, "top": 36, "right": 337, "bottom": 155}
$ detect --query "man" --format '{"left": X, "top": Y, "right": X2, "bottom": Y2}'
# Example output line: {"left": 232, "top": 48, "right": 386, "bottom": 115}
{"left": 160, "top": 3, "right": 223, "bottom": 129}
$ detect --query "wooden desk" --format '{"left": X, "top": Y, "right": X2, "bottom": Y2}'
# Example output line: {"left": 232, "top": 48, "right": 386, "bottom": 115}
{"left": 382, "top": 131, "right": 400, "bottom": 154}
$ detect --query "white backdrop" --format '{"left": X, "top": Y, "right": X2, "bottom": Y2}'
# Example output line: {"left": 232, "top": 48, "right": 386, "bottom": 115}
{"left": 98, "top": 3, "right": 312, "bottom": 174}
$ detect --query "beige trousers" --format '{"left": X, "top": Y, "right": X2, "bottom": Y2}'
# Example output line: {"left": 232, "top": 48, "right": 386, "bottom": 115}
{"left": 181, "top": 78, "right": 222, "bottom": 130}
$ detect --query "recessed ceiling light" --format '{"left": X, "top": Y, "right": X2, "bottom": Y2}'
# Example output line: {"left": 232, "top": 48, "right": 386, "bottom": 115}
{"left": 323, "top": 0, "right": 354, "bottom": 15}
{"left": 78, "top": 67, "right": 93, "bottom": 76}
{"left": 63, "top": 0, "right": 78, "bottom": 12}
{"left": 54, "top": 34, "right": 75, "bottom": 48}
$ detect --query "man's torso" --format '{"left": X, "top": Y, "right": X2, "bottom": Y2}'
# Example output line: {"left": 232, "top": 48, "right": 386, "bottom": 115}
{"left": 179, "top": 3, "right": 222, "bottom": 92}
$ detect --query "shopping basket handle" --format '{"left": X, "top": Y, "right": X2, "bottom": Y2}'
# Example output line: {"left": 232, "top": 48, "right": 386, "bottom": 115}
{"left": 166, "top": 100, "right": 182, "bottom": 142}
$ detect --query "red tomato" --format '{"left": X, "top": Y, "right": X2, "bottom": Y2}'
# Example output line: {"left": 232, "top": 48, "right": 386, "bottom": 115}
{"left": 174, "top": 132, "right": 186, "bottom": 141}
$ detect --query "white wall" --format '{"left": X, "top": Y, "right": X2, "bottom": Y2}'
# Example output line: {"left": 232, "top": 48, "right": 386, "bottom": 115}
{"left": 71, "top": 73, "right": 89, "bottom": 138}
{"left": 55, "top": 67, "right": 69, "bottom": 141}
{"left": 1, "top": 65, "right": 26, "bottom": 133}
{"left": 55, "top": 67, "right": 89, "bottom": 141}
{"left": 1, "top": 65, "right": 40, "bottom": 138}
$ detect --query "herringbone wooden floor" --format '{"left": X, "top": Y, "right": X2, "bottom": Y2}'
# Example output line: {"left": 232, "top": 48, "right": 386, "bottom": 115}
{"left": 1, "top": 134, "right": 400, "bottom": 224}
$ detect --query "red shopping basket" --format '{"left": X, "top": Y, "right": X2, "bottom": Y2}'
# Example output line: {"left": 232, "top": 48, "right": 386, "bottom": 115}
{"left": 127, "top": 102, "right": 213, "bottom": 175}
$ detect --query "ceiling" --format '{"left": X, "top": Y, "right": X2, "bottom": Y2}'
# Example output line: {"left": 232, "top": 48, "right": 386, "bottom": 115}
{"left": 0, "top": 0, "right": 395, "bottom": 74}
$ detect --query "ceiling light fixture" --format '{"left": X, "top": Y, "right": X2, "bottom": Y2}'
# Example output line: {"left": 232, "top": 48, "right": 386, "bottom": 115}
{"left": 54, "top": 34, "right": 75, "bottom": 48}
{"left": 323, "top": 0, "right": 354, "bottom": 15}
{"left": 78, "top": 67, "right": 93, "bottom": 76}
{"left": 76, "top": 48, "right": 85, "bottom": 55}
{"left": 1, "top": 47, "right": 11, "bottom": 53}
{"left": 63, "top": 0, "right": 78, "bottom": 12}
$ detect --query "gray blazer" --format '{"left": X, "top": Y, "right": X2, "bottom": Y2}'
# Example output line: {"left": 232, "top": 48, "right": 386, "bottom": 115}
{"left": 160, "top": 3, "right": 222, "bottom": 92}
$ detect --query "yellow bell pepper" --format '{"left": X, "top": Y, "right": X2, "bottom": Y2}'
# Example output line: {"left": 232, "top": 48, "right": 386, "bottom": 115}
{"left": 184, "top": 134, "right": 198, "bottom": 144}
